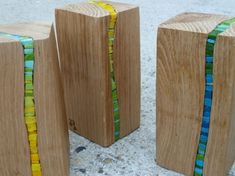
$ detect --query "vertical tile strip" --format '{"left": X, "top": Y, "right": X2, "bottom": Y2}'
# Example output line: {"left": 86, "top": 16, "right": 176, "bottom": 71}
{"left": 194, "top": 18, "right": 235, "bottom": 176}
{"left": 89, "top": 1, "right": 120, "bottom": 141}
{"left": 0, "top": 32, "right": 42, "bottom": 176}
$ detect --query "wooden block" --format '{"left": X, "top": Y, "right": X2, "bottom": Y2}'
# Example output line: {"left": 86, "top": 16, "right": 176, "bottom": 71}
{"left": 0, "top": 22, "right": 69, "bottom": 176}
{"left": 157, "top": 12, "right": 235, "bottom": 176}
{"left": 55, "top": 1, "right": 140, "bottom": 146}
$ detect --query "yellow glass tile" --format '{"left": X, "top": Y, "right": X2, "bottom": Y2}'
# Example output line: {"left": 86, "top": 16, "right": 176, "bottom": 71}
{"left": 27, "top": 123, "right": 37, "bottom": 132}
{"left": 26, "top": 118, "right": 36, "bottom": 124}
{"left": 28, "top": 133, "right": 37, "bottom": 141}
{"left": 30, "top": 146, "right": 38, "bottom": 154}
{"left": 32, "top": 161, "right": 40, "bottom": 164}
{"left": 33, "top": 173, "right": 42, "bottom": 176}
{"left": 25, "top": 113, "right": 35, "bottom": 117}
{"left": 32, "top": 172, "right": 42, "bottom": 176}
{"left": 32, "top": 164, "right": 41, "bottom": 172}
{"left": 30, "top": 140, "right": 37, "bottom": 147}
{"left": 108, "top": 30, "right": 114, "bottom": 36}
{"left": 31, "top": 154, "right": 39, "bottom": 161}
{"left": 25, "top": 107, "right": 35, "bottom": 113}
{"left": 25, "top": 80, "right": 32, "bottom": 84}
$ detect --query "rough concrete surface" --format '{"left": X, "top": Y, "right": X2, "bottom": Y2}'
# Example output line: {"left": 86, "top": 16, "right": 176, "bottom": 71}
{"left": 0, "top": 0, "right": 235, "bottom": 175}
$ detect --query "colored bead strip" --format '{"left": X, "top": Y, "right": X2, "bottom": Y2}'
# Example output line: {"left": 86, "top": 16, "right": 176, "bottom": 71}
{"left": 194, "top": 17, "right": 235, "bottom": 176}
{"left": 89, "top": 1, "right": 120, "bottom": 141}
{"left": 0, "top": 32, "right": 42, "bottom": 176}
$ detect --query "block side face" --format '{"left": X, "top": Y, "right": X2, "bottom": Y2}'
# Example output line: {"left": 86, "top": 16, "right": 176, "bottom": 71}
{"left": 56, "top": 10, "right": 113, "bottom": 146}
{"left": 226, "top": 45, "right": 235, "bottom": 171}
{"left": 0, "top": 22, "right": 52, "bottom": 41}
{"left": 0, "top": 37, "right": 16, "bottom": 43}
{"left": 204, "top": 36, "right": 235, "bottom": 176}
{"left": 226, "top": 54, "right": 235, "bottom": 172}
{"left": 0, "top": 42, "right": 31, "bottom": 175}
{"left": 159, "top": 13, "right": 231, "bottom": 35}
{"left": 34, "top": 27, "right": 69, "bottom": 175}
{"left": 114, "top": 7, "right": 140, "bottom": 137}
{"left": 156, "top": 28, "right": 206, "bottom": 175}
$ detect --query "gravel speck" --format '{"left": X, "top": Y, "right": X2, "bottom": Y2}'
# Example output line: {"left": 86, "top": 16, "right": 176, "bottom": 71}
{"left": 79, "top": 169, "right": 86, "bottom": 174}
{"left": 98, "top": 168, "right": 104, "bottom": 174}
{"left": 75, "top": 146, "right": 86, "bottom": 153}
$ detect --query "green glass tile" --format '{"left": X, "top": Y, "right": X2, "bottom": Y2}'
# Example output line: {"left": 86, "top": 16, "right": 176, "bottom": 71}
{"left": 25, "top": 74, "right": 33, "bottom": 81}
{"left": 208, "top": 30, "right": 221, "bottom": 40}
{"left": 25, "top": 92, "right": 33, "bottom": 96}
{"left": 206, "top": 63, "right": 213, "bottom": 70}
{"left": 206, "top": 49, "right": 213, "bottom": 56}
{"left": 25, "top": 67, "right": 33, "bottom": 72}
{"left": 25, "top": 53, "right": 34, "bottom": 61}
{"left": 218, "top": 23, "right": 229, "bottom": 28}
{"left": 206, "top": 43, "right": 214, "bottom": 56}
{"left": 206, "top": 69, "right": 212, "bottom": 74}
{"left": 223, "top": 19, "right": 235, "bottom": 25}
{"left": 114, "top": 104, "right": 119, "bottom": 110}
{"left": 25, "top": 83, "right": 34, "bottom": 90}
{"left": 196, "top": 154, "right": 205, "bottom": 160}
{"left": 115, "top": 135, "right": 120, "bottom": 141}
{"left": 216, "top": 25, "right": 229, "bottom": 31}
{"left": 24, "top": 44, "right": 34, "bottom": 49}
{"left": 112, "top": 81, "right": 116, "bottom": 90}
{"left": 112, "top": 91, "right": 117, "bottom": 98}
{"left": 194, "top": 173, "right": 202, "bottom": 176}
{"left": 114, "top": 123, "right": 120, "bottom": 130}
{"left": 114, "top": 110, "right": 119, "bottom": 117}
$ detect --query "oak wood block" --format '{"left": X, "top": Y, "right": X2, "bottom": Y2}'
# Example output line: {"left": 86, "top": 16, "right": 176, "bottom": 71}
{"left": 55, "top": 1, "right": 140, "bottom": 146}
{"left": 157, "top": 13, "right": 235, "bottom": 176}
{"left": 0, "top": 22, "right": 69, "bottom": 176}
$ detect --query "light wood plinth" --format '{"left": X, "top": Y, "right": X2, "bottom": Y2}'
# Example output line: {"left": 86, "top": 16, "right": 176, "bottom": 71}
{"left": 56, "top": 1, "right": 140, "bottom": 147}
{"left": 157, "top": 13, "right": 235, "bottom": 176}
{"left": 0, "top": 22, "right": 69, "bottom": 176}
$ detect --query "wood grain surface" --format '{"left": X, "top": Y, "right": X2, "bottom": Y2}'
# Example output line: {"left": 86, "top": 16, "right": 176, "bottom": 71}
{"left": 56, "top": 1, "right": 140, "bottom": 146}
{"left": 0, "top": 22, "right": 69, "bottom": 176}
{"left": 157, "top": 13, "right": 235, "bottom": 176}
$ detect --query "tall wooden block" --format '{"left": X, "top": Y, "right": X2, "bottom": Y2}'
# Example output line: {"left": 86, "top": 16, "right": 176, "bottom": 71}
{"left": 56, "top": 1, "right": 140, "bottom": 146}
{"left": 157, "top": 13, "right": 235, "bottom": 176}
{"left": 0, "top": 22, "right": 69, "bottom": 176}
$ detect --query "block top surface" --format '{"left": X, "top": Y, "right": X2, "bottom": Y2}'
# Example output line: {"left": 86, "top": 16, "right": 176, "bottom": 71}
{"left": 0, "top": 22, "right": 52, "bottom": 43}
{"left": 56, "top": 1, "right": 138, "bottom": 18}
{"left": 159, "top": 12, "right": 235, "bottom": 37}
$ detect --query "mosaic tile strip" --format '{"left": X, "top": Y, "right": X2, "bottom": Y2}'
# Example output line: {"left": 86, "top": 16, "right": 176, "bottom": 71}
{"left": 89, "top": 1, "right": 120, "bottom": 141}
{"left": 194, "top": 17, "right": 235, "bottom": 176}
{"left": 0, "top": 32, "right": 42, "bottom": 176}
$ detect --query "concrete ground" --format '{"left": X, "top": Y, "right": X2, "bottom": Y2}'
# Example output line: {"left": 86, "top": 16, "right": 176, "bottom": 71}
{"left": 1, "top": 0, "right": 235, "bottom": 175}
